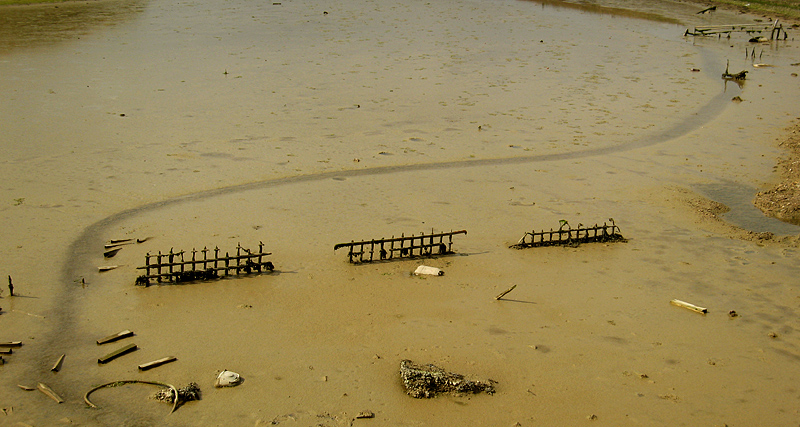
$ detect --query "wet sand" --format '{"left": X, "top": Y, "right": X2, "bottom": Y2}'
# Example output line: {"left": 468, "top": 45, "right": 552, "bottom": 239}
{"left": 2, "top": 0, "right": 800, "bottom": 425}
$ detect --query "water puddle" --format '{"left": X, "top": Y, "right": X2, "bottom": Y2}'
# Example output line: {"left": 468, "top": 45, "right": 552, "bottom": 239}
{"left": 696, "top": 182, "right": 800, "bottom": 235}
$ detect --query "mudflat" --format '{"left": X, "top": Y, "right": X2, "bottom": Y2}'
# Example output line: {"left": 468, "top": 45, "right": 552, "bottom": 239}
{"left": 1, "top": 0, "right": 800, "bottom": 426}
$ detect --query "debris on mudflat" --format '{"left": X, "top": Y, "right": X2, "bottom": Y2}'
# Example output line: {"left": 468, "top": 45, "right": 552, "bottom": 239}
{"left": 414, "top": 265, "right": 443, "bottom": 276}
{"left": 670, "top": 299, "right": 708, "bottom": 314}
{"left": 51, "top": 354, "right": 65, "bottom": 372}
{"left": 495, "top": 284, "right": 517, "bottom": 300}
{"left": 215, "top": 370, "right": 243, "bottom": 388}
{"left": 37, "top": 382, "right": 64, "bottom": 404}
{"left": 151, "top": 382, "right": 201, "bottom": 404}
{"left": 511, "top": 219, "right": 625, "bottom": 249}
{"left": 722, "top": 60, "right": 747, "bottom": 80}
{"left": 696, "top": 5, "right": 716, "bottom": 14}
{"left": 136, "top": 243, "right": 273, "bottom": 285}
{"left": 97, "top": 330, "right": 134, "bottom": 345}
{"left": 334, "top": 229, "right": 467, "bottom": 264}
{"left": 138, "top": 356, "right": 177, "bottom": 371}
{"left": 356, "top": 410, "right": 375, "bottom": 419}
{"left": 399, "top": 359, "right": 495, "bottom": 398}
{"left": 98, "top": 343, "right": 138, "bottom": 364}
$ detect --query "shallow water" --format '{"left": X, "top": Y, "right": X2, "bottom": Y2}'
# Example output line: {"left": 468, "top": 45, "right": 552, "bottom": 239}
{"left": 2, "top": 0, "right": 800, "bottom": 426}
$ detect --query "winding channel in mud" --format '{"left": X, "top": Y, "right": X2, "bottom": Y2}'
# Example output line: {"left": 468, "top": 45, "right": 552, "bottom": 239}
{"left": 46, "top": 48, "right": 732, "bottom": 371}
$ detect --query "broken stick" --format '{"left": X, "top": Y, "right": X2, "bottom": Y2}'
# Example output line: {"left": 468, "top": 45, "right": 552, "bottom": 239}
{"left": 138, "top": 356, "right": 177, "bottom": 371}
{"left": 51, "top": 354, "right": 65, "bottom": 372}
{"left": 0, "top": 341, "right": 22, "bottom": 347}
{"left": 96, "top": 330, "right": 134, "bottom": 345}
{"left": 495, "top": 285, "right": 517, "bottom": 300}
{"left": 670, "top": 299, "right": 708, "bottom": 314}
{"left": 37, "top": 383, "right": 64, "bottom": 403}
{"left": 98, "top": 343, "right": 138, "bottom": 364}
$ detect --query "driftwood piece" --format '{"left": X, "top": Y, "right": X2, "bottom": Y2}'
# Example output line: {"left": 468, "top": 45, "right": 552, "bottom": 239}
{"left": 399, "top": 359, "right": 495, "bottom": 398}
{"left": 97, "top": 330, "right": 134, "bottom": 345}
{"left": 670, "top": 299, "right": 708, "bottom": 314}
{"left": 0, "top": 341, "right": 22, "bottom": 347}
{"left": 18, "top": 384, "right": 36, "bottom": 391}
{"left": 495, "top": 285, "right": 517, "bottom": 300}
{"left": 37, "top": 383, "right": 64, "bottom": 403}
{"left": 139, "top": 356, "right": 177, "bottom": 371}
{"left": 98, "top": 343, "right": 138, "bottom": 364}
{"left": 104, "top": 247, "right": 122, "bottom": 258}
{"left": 51, "top": 354, "right": 65, "bottom": 372}
{"left": 84, "top": 380, "right": 179, "bottom": 414}
{"left": 0, "top": 348, "right": 11, "bottom": 354}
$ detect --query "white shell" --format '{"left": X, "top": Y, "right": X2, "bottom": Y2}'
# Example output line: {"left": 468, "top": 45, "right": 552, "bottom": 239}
{"left": 414, "top": 265, "right": 443, "bottom": 276}
{"left": 214, "top": 370, "right": 243, "bottom": 388}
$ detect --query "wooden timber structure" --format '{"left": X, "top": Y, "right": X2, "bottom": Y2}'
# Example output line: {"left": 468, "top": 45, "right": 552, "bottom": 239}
{"left": 334, "top": 230, "right": 467, "bottom": 264}
{"left": 135, "top": 242, "right": 273, "bottom": 285}
{"left": 685, "top": 20, "right": 787, "bottom": 40}
{"left": 511, "top": 220, "right": 625, "bottom": 249}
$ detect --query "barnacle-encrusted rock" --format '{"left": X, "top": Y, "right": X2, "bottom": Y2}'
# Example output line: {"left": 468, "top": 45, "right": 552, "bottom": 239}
{"left": 399, "top": 359, "right": 495, "bottom": 398}
{"left": 151, "top": 382, "right": 201, "bottom": 403}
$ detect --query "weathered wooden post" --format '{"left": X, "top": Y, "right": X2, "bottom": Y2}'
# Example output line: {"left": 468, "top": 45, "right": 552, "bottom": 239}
{"left": 202, "top": 247, "right": 209, "bottom": 271}
{"left": 236, "top": 243, "right": 241, "bottom": 270}
{"left": 214, "top": 247, "right": 220, "bottom": 274}
{"left": 157, "top": 251, "right": 163, "bottom": 282}
{"left": 167, "top": 248, "right": 175, "bottom": 281}
{"left": 369, "top": 240, "right": 375, "bottom": 262}
{"left": 348, "top": 242, "right": 355, "bottom": 264}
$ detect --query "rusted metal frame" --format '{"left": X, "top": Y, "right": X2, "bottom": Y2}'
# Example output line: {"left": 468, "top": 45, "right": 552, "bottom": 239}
{"left": 334, "top": 230, "right": 467, "bottom": 263}
{"left": 137, "top": 245, "right": 273, "bottom": 283}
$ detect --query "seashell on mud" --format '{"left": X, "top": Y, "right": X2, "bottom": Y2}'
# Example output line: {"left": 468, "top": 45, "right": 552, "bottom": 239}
{"left": 214, "top": 370, "right": 243, "bottom": 388}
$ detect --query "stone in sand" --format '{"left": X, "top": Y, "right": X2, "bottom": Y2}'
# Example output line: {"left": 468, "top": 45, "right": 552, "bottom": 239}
{"left": 399, "top": 359, "right": 495, "bottom": 398}
{"left": 214, "top": 370, "right": 243, "bottom": 388}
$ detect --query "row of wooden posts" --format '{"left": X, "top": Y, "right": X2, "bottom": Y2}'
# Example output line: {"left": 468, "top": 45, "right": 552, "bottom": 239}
{"left": 333, "top": 230, "right": 468, "bottom": 264}
{"left": 685, "top": 20, "right": 788, "bottom": 40}
{"left": 510, "top": 220, "right": 625, "bottom": 249}
{"left": 133, "top": 221, "right": 625, "bottom": 284}
{"left": 135, "top": 242, "right": 273, "bottom": 285}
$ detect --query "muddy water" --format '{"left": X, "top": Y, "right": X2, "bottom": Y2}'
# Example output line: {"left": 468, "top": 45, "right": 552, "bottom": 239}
{"left": 1, "top": 0, "right": 800, "bottom": 425}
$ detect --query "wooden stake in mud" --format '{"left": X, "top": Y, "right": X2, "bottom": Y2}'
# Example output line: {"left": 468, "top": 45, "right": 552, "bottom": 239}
{"left": 495, "top": 285, "right": 518, "bottom": 300}
{"left": 37, "top": 383, "right": 64, "bottom": 403}
{"left": 138, "top": 356, "right": 177, "bottom": 371}
{"left": 8, "top": 275, "right": 13, "bottom": 297}
{"left": 670, "top": 299, "right": 708, "bottom": 314}
{"left": 96, "top": 330, "right": 134, "bottom": 345}
{"left": 51, "top": 354, "right": 65, "bottom": 372}
{"left": 98, "top": 343, "right": 138, "bottom": 364}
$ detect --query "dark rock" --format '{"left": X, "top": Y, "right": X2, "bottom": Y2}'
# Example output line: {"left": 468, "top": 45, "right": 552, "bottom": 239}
{"left": 399, "top": 359, "right": 495, "bottom": 398}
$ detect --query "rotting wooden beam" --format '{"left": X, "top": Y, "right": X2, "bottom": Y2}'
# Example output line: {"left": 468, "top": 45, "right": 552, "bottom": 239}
{"left": 96, "top": 330, "right": 134, "bottom": 345}
{"left": 0, "top": 341, "right": 22, "bottom": 348}
{"left": 51, "top": 354, "right": 65, "bottom": 372}
{"left": 670, "top": 299, "right": 708, "bottom": 314}
{"left": 98, "top": 343, "right": 138, "bottom": 364}
{"left": 138, "top": 356, "right": 177, "bottom": 371}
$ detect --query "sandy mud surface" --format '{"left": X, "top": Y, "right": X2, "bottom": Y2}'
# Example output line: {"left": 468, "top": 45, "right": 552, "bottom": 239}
{"left": 2, "top": 0, "right": 800, "bottom": 425}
